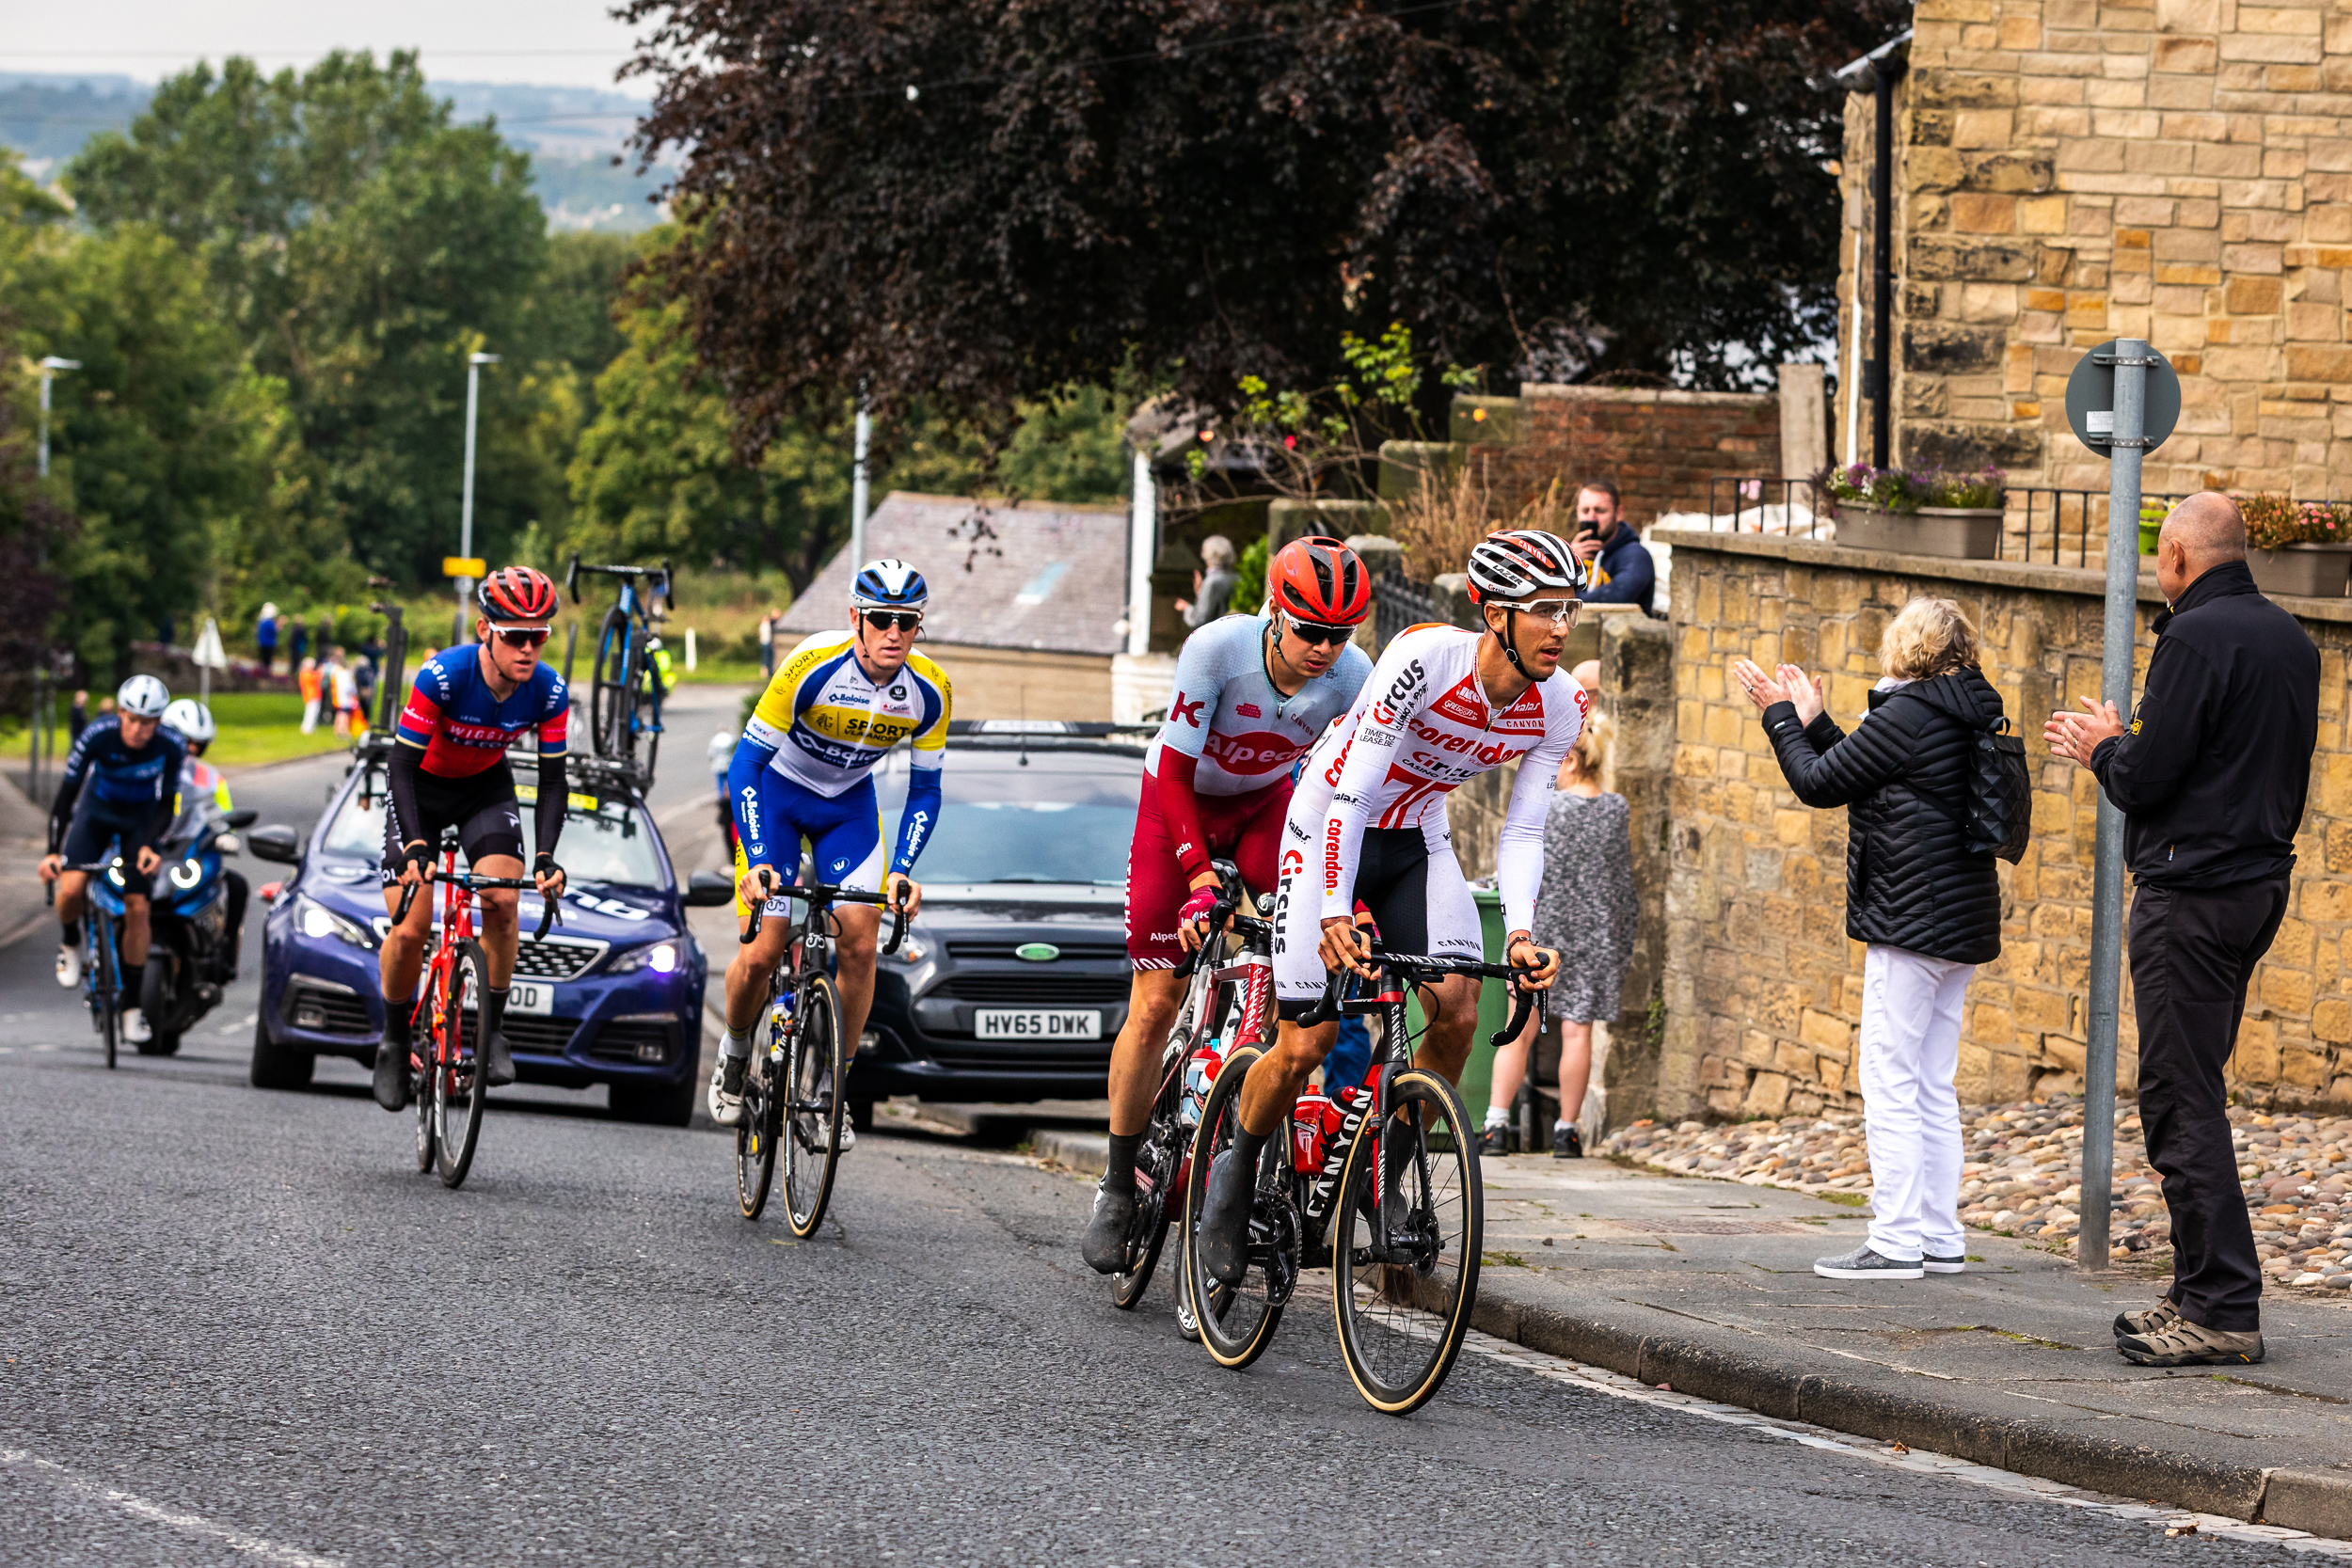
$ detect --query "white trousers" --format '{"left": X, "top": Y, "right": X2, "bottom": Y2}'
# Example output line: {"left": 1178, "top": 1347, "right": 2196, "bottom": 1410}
{"left": 1859, "top": 942, "right": 1975, "bottom": 1262}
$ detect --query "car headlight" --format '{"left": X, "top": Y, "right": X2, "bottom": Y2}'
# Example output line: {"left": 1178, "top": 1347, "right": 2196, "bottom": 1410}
{"left": 294, "top": 894, "right": 377, "bottom": 950}
{"left": 607, "top": 941, "right": 680, "bottom": 975}
{"left": 888, "top": 934, "right": 930, "bottom": 964}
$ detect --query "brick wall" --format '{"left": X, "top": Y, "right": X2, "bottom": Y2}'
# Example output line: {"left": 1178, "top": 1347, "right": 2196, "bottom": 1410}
{"left": 1658, "top": 527, "right": 2352, "bottom": 1121}
{"left": 1448, "top": 386, "right": 1784, "bottom": 526}
{"left": 1851, "top": 0, "right": 2352, "bottom": 509}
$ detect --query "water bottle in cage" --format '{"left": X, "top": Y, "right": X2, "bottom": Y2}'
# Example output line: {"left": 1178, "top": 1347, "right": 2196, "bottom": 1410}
{"left": 767, "top": 988, "right": 795, "bottom": 1059}
{"left": 1178, "top": 1043, "right": 1222, "bottom": 1132}
{"left": 1292, "top": 1089, "right": 1334, "bottom": 1172}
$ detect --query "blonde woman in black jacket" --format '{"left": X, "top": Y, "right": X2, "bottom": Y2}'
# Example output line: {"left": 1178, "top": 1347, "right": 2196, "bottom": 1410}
{"left": 1733, "top": 597, "right": 2007, "bottom": 1283}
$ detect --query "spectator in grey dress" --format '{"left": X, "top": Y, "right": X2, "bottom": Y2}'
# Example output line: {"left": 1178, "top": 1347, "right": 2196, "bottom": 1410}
{"left": 1176, "top": 535, "right": 1238, "bottom": 628}
{"left": 1483, "top": 711, "right": 1636, "bottom": 1158}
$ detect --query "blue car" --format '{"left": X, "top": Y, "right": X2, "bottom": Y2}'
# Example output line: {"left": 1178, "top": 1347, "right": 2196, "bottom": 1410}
{"left": 245, "top": 743, "right": 731, "bottom": 1124}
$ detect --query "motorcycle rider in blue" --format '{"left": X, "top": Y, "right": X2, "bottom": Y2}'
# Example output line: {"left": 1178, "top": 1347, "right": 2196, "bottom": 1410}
{"left": 40, "top": 675, "right": 186, "bottom": 1046}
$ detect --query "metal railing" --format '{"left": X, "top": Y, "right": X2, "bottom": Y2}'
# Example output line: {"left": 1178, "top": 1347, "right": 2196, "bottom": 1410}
{"left": 1373, "top": 568, "right": 1442, "bottom": 654}
{"left": 1697, "top": 477, "right": 2193, "bottom": 569}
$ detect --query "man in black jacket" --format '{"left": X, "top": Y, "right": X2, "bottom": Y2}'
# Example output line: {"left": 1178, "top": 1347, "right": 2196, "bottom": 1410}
{"left": 2048, "top": 491, "right": 2319, "bottom": 1368}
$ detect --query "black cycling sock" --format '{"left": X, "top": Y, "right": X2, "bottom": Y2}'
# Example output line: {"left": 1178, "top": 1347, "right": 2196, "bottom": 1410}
{"left": 59, "top": 920, "right": 81, "bottom": 947}
{"left": 1229, "top": 1122, "right": 1270, "bottom": 1176}
{"left": 383, "top": 996, "right": 414, "bottom": 1042}
{"left": 482, "top": 986, "right": 509, "bottom": 1042}
{"left": 1104, "top": 1132, "right": 1141, "bottom": 1196}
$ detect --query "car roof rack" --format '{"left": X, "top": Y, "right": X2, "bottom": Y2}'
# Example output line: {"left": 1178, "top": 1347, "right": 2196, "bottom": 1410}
{"left": 342, "top": 734, "right": 649, "bottom": 802}
{"left": 946, "top": 720, "right": 1157, "bottom": 738}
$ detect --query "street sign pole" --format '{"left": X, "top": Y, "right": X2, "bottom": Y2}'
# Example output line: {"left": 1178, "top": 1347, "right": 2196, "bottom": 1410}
{"left": 456, "top": 351, "right": 500, "bottom": 646}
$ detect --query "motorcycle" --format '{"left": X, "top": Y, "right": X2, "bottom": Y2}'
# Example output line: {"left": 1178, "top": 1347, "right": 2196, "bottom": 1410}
{"left": 135, "top": 799, "right": 259, "bottom": 1055}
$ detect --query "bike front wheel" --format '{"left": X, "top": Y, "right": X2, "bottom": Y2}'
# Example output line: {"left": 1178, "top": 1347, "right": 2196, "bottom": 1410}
{"left": 736, "top": 1035, "right": 782, "bottom": 1221}
{"left": 1112, "top": 1041, "right": 1192, "bottom": 1310}
{"left": 1181, "top": 1045, "right": 1286, "bottom": 1370}
{"left": 781, "top": 973, "right": 845, "bottom": 1238}
{"left": 1331, "top": 1067, "right": 1483, "bottom": 1416}
{"left": 436, "top": 942, "right": 492, "bottom": 1188}
{"left": 92, "top": 920, "right": 119, "bottom": 1070}
{"left": 589, "top": 610, "right": 635, "bottom": 767}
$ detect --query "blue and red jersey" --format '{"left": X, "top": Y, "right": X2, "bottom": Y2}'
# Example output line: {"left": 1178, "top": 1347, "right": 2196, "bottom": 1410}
{"left": 394, "top": 646, "right": 569, "bottom": 777}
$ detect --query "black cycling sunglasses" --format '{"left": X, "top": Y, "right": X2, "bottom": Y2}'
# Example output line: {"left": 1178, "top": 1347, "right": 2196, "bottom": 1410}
{"left": 1284, "top": 619, "right": 1355, "bottom": 647}
{"left": 862, "top": 610, "right": 924, "bottom": 633}
{"left": 491, "top": 625, "right": 551, "bottom": 649}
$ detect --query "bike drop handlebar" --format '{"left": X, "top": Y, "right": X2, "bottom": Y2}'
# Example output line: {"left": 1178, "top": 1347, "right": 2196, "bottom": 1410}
{"left": 1170, "top": 880, "right": 1250, "bottom": 981}
{"left": 1303, "top": 943, "right": 1543, "bottom": 1049}
{"left": 564, "top": 549, "right": 674, "bottom": 607}
{"left": 737, "top": 872, "right": 908, "bottom": 957}
{"left": 391, "top": 870, "right": 564, "bottom": 942}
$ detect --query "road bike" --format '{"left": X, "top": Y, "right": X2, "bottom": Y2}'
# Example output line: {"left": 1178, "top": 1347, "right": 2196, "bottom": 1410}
{"left": 390, "top": 832, "right": 562, "bottom": 1189}
{"left": 51, "top": 859, "right": 132, "bottom": 1069}
{"left": 735, "top": 874, "right": 907, "bottom": 1235}
{"left": 1100, "top": 863, "right": 1274, "bottom": 1329}
{"left": 564, "top": 553, "right": 672, "bottom": 782}
{"left": 1181, "top": 943, "right": 1537, "bottom": 1415}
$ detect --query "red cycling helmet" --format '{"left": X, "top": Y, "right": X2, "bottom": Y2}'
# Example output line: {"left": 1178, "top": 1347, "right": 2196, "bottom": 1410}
{"left": 480, "top": 565, "right": 559, "bottom": 625}
{"left": 1268, "top": 535, "right": 1373, "bottom": 626}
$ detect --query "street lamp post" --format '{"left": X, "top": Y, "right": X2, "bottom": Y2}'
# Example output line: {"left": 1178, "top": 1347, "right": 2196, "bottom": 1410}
{"left": 36, "top": 356, "right": 80, "bottom": 478}
{"left": 456, "top": 351, "right": 501, "bottom": 644}
{"left": 850, "top": 400, "right": 872, "bottom": 573}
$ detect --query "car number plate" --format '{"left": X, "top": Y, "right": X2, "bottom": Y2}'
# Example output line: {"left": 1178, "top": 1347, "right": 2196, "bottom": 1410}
{"left": 975, "top": 1008, "right": 1102, "bottom": 1040}
{"left": 461, "top": 976, "right": 555, "bottom": 1016}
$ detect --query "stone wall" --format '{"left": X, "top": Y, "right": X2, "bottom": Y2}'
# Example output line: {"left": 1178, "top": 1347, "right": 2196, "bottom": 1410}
{"left": 1849, "top": 0, "right": 2352, "bottom": 511}
{"left": 1660, "top": 527, "right": 2352, "bottom": 1121}
{"left": 1447, "top": 386, "right": 1785, "bottom": 527}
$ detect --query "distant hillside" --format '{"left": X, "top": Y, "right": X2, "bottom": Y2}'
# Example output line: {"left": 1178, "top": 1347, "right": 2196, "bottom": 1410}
{"left": 0, "top": 72, "right": 668, "bottom": 232}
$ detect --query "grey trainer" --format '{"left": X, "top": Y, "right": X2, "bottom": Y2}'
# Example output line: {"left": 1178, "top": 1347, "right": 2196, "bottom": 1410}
{"left": 1923, "top": 1252, "right": 1966, "bottom": 1275}
{"left": 1813, "top": 1244, "right": 1924, "bottom": 1280}
{"left": 2118, "top": 1318, "right": 2263, "bottom": 1367}
{"left": 2113, "top": 1298, "right": 2180, "bottom": 1339}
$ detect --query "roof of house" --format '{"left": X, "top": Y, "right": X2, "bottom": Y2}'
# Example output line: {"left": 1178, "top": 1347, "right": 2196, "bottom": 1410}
{"left": 781, "top": 492, "right": 1130, "bottom": 657}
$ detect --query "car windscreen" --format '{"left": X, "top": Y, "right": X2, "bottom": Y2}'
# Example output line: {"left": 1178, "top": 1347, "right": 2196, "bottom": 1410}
{"left": 872, "top": 745, "right": 1141, "bottom": 886}
{"left": 316, "top": 774, "right": 667, "bottom": 889}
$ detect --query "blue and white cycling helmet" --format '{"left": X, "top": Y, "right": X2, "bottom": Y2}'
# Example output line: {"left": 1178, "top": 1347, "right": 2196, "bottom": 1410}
{"left": 117, "top": 673, "right": 170, "bottom": 720}
{"left": 851, "top": 559, "right": 928, "bottom": 610}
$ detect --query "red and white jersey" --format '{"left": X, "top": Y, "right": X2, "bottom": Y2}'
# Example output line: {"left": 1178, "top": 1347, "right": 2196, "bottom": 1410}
{"left": 1143, "top": 614, "right": 1373, "bottom": 796}
{"left": 1289, "top": 623, "right": 1585, "bottom": 936}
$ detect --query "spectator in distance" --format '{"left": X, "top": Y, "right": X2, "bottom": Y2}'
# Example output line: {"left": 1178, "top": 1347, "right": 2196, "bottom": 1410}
{"left": 1735, "top": 597, "right": 2006, "bottom": 1283}
{"left": 2047, "top": 492, "right": 2319, "bottom": 1369}
{"left": 288, "top": 614, "right": 309, "bottom": 673}
{"left": 1176, "top": 535, "right": 1238, "bottom": 628}
{"left": 254, "top": 602, "right": 280, "bottom": 674}
{"left": 1484, "top": 709, "right": 1635, "bottom": 1159}
{"left": 68, "top": 689, "right": 88, "bottom": 743}
{"left": 1568, "top": 482, "right": 1656, "bottom": 615}
{"left": 298, "top": 657, "right": 323, "bottom": 735}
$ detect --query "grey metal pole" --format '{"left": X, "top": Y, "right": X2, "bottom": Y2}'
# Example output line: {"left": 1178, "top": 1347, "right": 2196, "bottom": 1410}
{"left": 850, "top": 403, "right": 872, "bottom": 573}
{"left": 457, "top": 351, "right": 499, "bottom": 644}
{"left": 2079, "top": 338, "right": 2148, "bottom": 1272}
{"left": 39, "top": 368, "right": 52, "bottom": 480}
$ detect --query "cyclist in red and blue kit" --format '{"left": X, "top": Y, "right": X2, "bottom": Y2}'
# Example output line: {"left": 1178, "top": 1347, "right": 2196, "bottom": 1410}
{"left": 371, "top": 567, "right": 571, "bottom": 1112}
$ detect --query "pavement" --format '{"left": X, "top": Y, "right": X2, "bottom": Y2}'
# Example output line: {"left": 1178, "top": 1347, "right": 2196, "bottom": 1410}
{"left": 1026, "top": 1117, "right": 2352, "bottom": 1537}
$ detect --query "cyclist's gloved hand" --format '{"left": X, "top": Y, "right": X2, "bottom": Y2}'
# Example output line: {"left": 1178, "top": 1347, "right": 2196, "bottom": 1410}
{"left": 397, "top": 839, "right": 435, "bottom": 885}
{"left": 1506, "top": 934, "right": 1560, "bottom": 989}
{"left": 1177, "top": 885, "right": 1221, "bottom": 943}
{"left": 532, "top": 852, "right": 566, "bottom": 899}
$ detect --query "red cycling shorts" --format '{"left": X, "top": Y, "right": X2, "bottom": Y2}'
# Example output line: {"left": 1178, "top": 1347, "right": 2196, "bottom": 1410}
{"left": 1124, "top": 771, "right": 1290, "bottom": 971}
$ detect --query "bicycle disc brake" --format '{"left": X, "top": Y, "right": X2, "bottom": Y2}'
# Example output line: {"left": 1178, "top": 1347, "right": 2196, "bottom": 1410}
{"left": 1125, "top": 1121, "right": 1178, "bottom": 1270}
{"left": 1252, "top": 1187, "right": 1301, "bottom": 1308}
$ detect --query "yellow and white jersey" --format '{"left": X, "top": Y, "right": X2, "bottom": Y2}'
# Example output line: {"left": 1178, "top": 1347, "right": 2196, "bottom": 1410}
{"left": 744, "top": 630, "right": 952, "bottom": 798}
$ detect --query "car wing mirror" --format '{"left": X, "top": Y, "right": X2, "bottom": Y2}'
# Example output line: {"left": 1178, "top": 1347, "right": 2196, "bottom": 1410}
{"left": 226, "top": 807, "right": 259, "bottom": 829}
{"left": 246, "top": 825, "right": 302, "bottom": 865}
{"left": 683, "top": 869, "right": 736, "bottom": 908}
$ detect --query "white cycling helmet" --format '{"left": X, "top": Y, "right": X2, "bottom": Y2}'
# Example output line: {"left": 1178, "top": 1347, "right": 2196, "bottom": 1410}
{"left": 117, "top": 673, "right": 171, "bottom": 720}
{"left": 850, "top": 559, "right": 928, "bottom": 610}
{"left": 163, "top": 698, "right": 215, "bottom": 745}
{"left": 1465, "top": 529, "right": 1588, "bottom": 605}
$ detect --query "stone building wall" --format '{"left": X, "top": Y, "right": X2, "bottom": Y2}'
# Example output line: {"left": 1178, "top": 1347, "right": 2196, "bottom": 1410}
{"left": 1446, "top": 385, "right": 1784, "bottom": 526}
{"left": 1658, "top": 527, "right": 2352, "bottom": 1120}
{"left": 1841, "top": 0, "right": 2352, "bottom": 537}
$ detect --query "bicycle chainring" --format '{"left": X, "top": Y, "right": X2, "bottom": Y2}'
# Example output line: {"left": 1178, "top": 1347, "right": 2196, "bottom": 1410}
{"left": 1252, "top": 1186, "right": 1301, "bottom": 1308}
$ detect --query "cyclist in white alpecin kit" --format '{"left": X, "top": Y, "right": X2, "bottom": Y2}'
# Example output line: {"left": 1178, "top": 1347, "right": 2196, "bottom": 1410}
{"left": 1200, "top": 529, "right": 1589, "bottom": 1285}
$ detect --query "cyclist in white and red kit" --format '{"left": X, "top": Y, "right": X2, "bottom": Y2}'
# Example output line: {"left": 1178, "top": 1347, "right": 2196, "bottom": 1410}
{"left": 1080, "top": 536, "right": 1375, "bottom": 1272}
{"left": 1199, "top": 530, "right": 1588, "bottom": 1284}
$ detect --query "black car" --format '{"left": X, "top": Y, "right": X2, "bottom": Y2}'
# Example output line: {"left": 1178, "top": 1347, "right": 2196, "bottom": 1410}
{"left": 851, "top": 722, "right": 1143, "bottom": 1120}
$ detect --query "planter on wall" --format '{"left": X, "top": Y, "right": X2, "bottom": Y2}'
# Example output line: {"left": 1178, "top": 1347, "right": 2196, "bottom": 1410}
{"left": 2249, "top": 542, "right": 2352, "bottom": 598}
{"left": 1833, "top": 504, "right": 2004, "bottom": 560}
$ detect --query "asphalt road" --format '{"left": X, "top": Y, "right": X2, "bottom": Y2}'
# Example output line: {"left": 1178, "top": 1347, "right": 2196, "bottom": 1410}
{"left": 0, "top": 696, "right": 2318, "bottom": 1565}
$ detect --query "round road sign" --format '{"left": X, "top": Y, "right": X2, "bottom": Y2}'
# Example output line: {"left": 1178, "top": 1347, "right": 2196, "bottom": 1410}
{"left": 2064, "top": 341, "right": 2182, "bottom": 458}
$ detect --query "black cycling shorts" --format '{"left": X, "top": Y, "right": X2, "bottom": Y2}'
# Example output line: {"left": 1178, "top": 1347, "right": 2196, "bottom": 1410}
{"left": 380, "top": 763, "right": 526, "bottom": 885}
{"left": 1273, "top": 827, "right": 1484, "bottom": 1020}
{"left": 59, "top": 799, "right": 153, "bottom": 872}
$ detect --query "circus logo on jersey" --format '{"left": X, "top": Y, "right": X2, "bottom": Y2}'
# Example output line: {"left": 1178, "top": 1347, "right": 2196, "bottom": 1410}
{"left": 1202, "top": 729, "right": 1307, "bottom": 775}
{"left": 1430, "top": 675, "right": 1487, "bottom": 727}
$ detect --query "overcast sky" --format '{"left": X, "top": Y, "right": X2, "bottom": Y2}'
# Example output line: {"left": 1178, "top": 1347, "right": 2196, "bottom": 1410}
{"left": 2, "top": 0, "right": 656, "bottom": 94}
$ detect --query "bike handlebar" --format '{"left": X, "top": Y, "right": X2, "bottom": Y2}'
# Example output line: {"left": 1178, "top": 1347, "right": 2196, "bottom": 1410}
{"left": 737, "top": 871, "right": 908, "bottom": 956}
{"left": 1171, "top": 879, "right": 1248, "bottom": 980}
{"left": 1302, "top": 944, "right": 1544, "bottom": 1046}
{"left": 390, "top": 869, "right": 565, "bottom": 942}
{"left": 564, "top": 549, "right": 673, "bottom": 607}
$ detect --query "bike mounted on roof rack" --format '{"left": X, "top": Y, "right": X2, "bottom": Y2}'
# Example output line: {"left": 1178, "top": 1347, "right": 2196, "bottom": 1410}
{"left": 564, "top": 552, "right": 673, "bottom": 786}
{"left": 349, "top": 736, "right": 649, "bottom": 832}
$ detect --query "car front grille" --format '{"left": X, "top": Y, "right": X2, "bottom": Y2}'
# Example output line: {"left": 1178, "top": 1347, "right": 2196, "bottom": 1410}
{"left": 946, "top": 942, "right": 1128, "bottom": 964}
{"left": 501, "top": 1014, "right": 579, "bottom": 1057}
{"left": 282, "top": 976, "right": 374, "bottom": 1037}
{"left": 931, "top": 974, "right": 1131, "bottom": 1006}
{"left": 510, "top": 937, "right": 609, "bottom": 982}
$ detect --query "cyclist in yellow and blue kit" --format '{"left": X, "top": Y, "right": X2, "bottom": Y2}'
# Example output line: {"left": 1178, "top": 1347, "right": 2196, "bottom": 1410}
{"left": 710, "top": 560, "right": 952, "bottom": 1145}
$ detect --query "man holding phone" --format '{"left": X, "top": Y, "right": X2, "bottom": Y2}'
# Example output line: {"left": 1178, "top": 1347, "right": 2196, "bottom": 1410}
{"left": 1567, "top": 480, "right": 1656, "bottom": 613}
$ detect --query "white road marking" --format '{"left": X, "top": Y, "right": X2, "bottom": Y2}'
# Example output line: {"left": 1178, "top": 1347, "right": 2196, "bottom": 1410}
{"left": 1461, "top": 1332, "right": 2349, "bottom": 1556}
{"left": 0, "top": 1447, "right": 345, "bottom": 1566}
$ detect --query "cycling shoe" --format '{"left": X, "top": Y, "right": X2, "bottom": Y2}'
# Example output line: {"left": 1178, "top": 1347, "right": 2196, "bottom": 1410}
{"left": 483, "top": 1029, "right": 516, "bottom": 1087}
{"left": 55, "top": 944, "right": 81, "bottom": 990}
{"left": 707, "top": 1055, "right": 745, "bottom": 1127}
{"left": 373, "top": 1033, "right": 412, "bottom": 1113}
{"left": 1198, "top": 1148, "right": 1256, "bottom": 1287}
{"left": 1081, "top": 1183, "right": 1137, "bottom": 1275}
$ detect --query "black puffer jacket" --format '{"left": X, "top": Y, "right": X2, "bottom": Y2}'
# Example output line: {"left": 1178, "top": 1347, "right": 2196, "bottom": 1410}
{"left": 1760, "top": 668, "right": 2006, "bottom": 965}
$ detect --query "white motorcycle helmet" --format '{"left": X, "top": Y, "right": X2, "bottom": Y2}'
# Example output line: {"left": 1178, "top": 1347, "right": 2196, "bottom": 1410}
{"left": 163, "top": 698, "right": 216, "bottom": 747}
{"left": 117, "top": 673, "right": 171, "bottom": 720}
